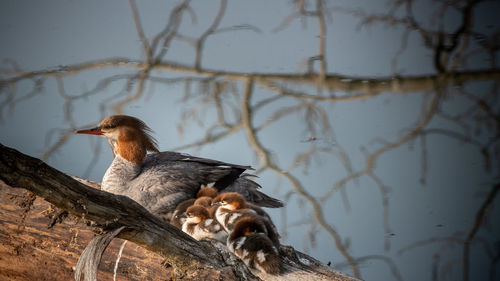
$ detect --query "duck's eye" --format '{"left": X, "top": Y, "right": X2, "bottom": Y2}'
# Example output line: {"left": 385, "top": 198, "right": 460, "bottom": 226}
{"left": 101, "top": 124, "right": 116, "bottom": 130}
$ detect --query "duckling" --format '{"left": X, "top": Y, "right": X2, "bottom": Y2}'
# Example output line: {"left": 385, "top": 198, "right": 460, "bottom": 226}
{"left": 181, "top": 205, "right": 227, "bottom": 242}
{"left": 212, "top": 192, "right": 280, "bottom": 248}
{"left": 228, "top": 216, "right": 281, "bottom": 275}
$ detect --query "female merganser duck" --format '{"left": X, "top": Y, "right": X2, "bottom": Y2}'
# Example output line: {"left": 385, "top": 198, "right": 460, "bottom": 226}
{"left": 76, "top": 115, "right": 283, "bottom": 221}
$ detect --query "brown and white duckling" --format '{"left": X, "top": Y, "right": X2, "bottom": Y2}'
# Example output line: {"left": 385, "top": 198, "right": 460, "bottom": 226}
{"left": 197, "top": 186, "right": 219, "bottom": 198}
{"left": 228, "top": 216, "right": 282, "bottom": 275}
{"left": 212, "top": 192, "right": 280, "bottom": 248}
{"left": 170, "top": 198, "right": 195, "bottom": 229}
{"left": 181, "top": 205, "right": 227, "bottom": 242}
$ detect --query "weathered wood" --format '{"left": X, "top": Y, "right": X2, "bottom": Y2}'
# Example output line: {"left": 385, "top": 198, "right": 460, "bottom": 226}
{"left": 0, "top": 184, "right": 172, "bottom": 281}
{"left": 0, "top": 143, "right": 359, "bottom": 280}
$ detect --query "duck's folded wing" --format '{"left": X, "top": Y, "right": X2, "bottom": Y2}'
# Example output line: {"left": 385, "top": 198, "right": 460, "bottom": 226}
{"left": 148, "top": 151, "right": 253, "bottom": 171}
{"left": 143, "top": 152, "right": 247, "bottom": 190}
{"left": 144, "top": 151, "right": 284, "bottom": 208}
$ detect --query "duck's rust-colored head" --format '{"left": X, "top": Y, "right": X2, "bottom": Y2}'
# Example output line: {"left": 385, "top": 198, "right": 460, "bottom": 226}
{"left": 76, "top": 115, "right": 159, "bottom": 165}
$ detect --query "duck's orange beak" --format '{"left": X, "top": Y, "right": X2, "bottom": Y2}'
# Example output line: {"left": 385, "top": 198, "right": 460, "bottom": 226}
{"left": 75, "top": 127, "right": 103, "bottom": 135}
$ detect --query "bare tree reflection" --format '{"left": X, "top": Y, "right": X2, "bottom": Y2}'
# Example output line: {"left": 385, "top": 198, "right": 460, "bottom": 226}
{"left": 1, "top": 0, "right": 499, "bottom": 280}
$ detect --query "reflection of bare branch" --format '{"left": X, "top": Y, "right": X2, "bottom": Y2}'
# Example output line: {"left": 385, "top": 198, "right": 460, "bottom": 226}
{"left": 463, "top": 183, "right": 500, "bottom": 281}
{"left": 324, "top": 89, "right": 442, "bottom": 200}
{"left": 213, "top": 24, "right": 262, "bottom": 34}
{"left": 3, "top": 60, "right": 500, "bottom": 96}
{"left": 273, "top": 8, "right": 299, "bottom": 32}
{"left": 391, "top": 29, "right": 411, "bottom": 74}
{"left": 129, "top": 0, "right": 152, "bottom": 62}
{"left": 0, "top": 57, "right": 137, "bottom": 81}
{"left": 111, "top": 68, "right": 150, "bottom": 113}
{"left": 194, "top": 0, "right": 226, "bottom": 70}
{"left": 36, "top": 77, "right": 82, "bottom": 160}
{"left": 55, "top": 77, "right": 77, "bottom": 128}
{"left": 314, "top": 84, "right": 481, "bottom": 275}
{"left": 151, "top": 0, "right": 191, "bottom": 60}
{"left": 255, "top": 103, "right": 305, "bottom": 131}
{"left": 0, "top": 78, "right": 43, "bottom": 121}
{"left": 330, "top": 0, "right": 480, "bottom": 73}
{"left": 369, "top": 174, "right": 393, "bottom": 252}
{"left": 315, "top": 0, "right": 327, "bottom": 81}
{"left": 272, "top": 0, "right": 328, "bottom": 80}
{"left": 328, "top": 4, "right": 426, "bottom": 32}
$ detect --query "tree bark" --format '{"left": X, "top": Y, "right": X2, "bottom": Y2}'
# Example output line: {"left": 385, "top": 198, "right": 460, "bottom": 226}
{"left": 0, "top": 143, "right": 359, "bottom": 281}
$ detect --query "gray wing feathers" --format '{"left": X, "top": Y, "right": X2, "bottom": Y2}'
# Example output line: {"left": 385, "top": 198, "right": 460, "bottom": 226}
{"left": 131, "top": 161, "right": 232, "bottom": 217}
{"left": 132, "top": 152, "right": 282, "bottom": 218}
{"left": 147, "top": 151, "right": 253, "bottom": 171}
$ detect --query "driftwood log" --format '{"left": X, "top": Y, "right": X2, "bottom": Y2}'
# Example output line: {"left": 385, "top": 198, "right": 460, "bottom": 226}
{"left": 0, "top": 143, "right": 359, "bottom": 281}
